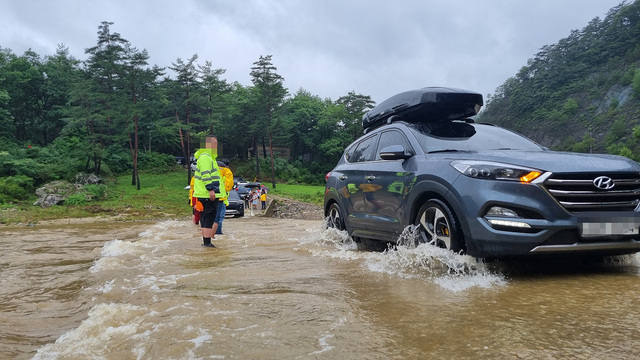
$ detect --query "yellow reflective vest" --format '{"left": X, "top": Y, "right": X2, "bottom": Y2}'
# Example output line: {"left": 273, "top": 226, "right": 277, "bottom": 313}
{"left": 193, "top": 148, "right": 226, "bottom": 200}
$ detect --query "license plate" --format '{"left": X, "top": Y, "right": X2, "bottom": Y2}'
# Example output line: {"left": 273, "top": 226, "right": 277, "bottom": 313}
{"left": 581, "top": 222, "right": 640, "bottom": 237}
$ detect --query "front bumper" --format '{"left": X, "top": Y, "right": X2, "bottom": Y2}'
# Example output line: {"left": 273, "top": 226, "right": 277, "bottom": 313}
{"left": 450, "top": 177, "right": 640, "bottom": 257}
{"left": 226, "top": 203, "right": 244, "bottom": 216}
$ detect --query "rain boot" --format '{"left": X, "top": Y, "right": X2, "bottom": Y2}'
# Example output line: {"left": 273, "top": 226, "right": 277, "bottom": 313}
{"left": 202, "top": 237, "right": 215, "bottom": 247}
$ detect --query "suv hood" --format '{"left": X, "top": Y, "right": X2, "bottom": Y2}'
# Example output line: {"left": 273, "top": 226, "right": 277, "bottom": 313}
{"left": 436, "top": 150, "right": 640, "bottom": 173}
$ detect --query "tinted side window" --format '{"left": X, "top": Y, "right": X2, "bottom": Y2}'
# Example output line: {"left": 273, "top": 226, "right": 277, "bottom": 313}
{"left": 348, "top": 135, "right": 378, "bottom": 163}
{"left": 344, "top": 146, "right": 355, "bottom": 162}
{"left": 375, "top": 130, "right": 413, "bottom": 160}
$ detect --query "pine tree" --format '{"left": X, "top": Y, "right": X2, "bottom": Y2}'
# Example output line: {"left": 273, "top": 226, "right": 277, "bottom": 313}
{"left": 250, "top": 55, "right": 288, "bottom": 189}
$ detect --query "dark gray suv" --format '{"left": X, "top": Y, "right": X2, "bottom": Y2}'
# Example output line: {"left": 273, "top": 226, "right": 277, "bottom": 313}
{"left": 324, "top": 87, "right": 640, "bottom": 258}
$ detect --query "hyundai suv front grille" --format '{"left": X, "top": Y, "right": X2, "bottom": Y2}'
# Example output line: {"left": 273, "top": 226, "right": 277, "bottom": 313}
{"left": 544, "top": 173, "right": 640, "bottom": 212}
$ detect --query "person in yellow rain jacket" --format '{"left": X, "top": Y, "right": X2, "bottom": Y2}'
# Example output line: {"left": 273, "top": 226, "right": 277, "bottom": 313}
{"left": 214, "top": 158, "right": 234, "bottom": 235}
{"left": 189, "top": 176, "right": 203, "bottom": 225}
{"left": 193, "top": 137, "right": 226, "bottom": 247}
{"left": 260, "top": 190, "right": 267, "bottom": 210}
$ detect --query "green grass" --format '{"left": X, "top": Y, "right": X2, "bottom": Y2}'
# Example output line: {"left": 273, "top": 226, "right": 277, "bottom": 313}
{"left": 0, "top": 171, "right": 192, "bottom": 225}
{"left": 0, "top": 170, "right": 325, "bottom": 225}
{"left": 269, "top": 183, "right": 325, "bottom": 206}
{"left": 98, "top": 170, "right": 192, "bottom": 219}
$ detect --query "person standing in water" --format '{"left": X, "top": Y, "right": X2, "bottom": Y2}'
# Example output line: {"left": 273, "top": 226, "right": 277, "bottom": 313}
{"left": 192, "top": 137, "right": 225, "bottom": 247}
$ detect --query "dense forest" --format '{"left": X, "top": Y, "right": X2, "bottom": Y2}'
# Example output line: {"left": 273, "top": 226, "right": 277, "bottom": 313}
{"left": 4, "top": 1, "right": 640, "bottom": 205}
{"left": 0, "top": 21, "right": 375, "bottom": 203}
{"left": 478, "top": 0, "right": 640, "bottom": 158}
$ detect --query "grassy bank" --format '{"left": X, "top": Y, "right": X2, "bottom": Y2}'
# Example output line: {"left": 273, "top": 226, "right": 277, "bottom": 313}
{"left": 0, "top": 171, "right": 325, "bottom": 225}
{"left": 269, "top": 183, "right": 324, "bottom": 206}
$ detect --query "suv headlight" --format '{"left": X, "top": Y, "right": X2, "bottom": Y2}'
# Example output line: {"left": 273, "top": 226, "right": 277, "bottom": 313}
{"left": 451, "top": 160, "right": 543, "bottom": 183}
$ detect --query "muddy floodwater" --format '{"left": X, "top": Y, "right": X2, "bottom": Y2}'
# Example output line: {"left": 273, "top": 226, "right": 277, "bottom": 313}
{"left": 2, "top": 216, "right": 640, "bottom": 359}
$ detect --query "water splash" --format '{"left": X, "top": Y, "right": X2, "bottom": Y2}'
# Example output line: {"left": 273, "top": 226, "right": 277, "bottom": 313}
{"left": 318, "top": 217, "right": 358, "bottom": 250}
{"left": 314, "top": 222, "right": 506, "bottom": 292}
{"left": 33, "top": 303, "right": 146, "bottom": 359}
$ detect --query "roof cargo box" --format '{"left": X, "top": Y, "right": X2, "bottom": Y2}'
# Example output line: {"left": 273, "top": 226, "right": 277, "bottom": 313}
{"left": 362, "top": 87, "right": 483, "bottom": 130}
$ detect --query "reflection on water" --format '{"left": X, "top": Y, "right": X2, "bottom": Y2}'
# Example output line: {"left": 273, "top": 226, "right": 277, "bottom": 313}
{"left": 1, "top": 218, "right": 640, "bottom": 359}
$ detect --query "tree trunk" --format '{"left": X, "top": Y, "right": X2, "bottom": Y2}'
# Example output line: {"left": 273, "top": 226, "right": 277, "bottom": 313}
{"left": 261, "top": 136, "right": 267, "bottom": 159}
{"left": 96, "top": 137, "right": 104, "bottom": 176}
{"left": 185, "top": 90, "right": 191, "bottom": 183}
{"left": 176, "top": 110, "right": 190, "bottom": 185}
{"left": 133, "top": 113, "right": 139, "bottom": 190}
{"left": 269, "top": 127, "right": 276, "bottom": 190}
{"left": 253, "top": 135, "right": 260, "bottom": 180}
{"left": 130, "top": 82, "right": 140, "bottom": 189}
{"left": 266, "top": 103, "right": 276, "bottom": 189}
{"left": 128, "top": 129, "right": 135, "bottom": 186}
{"left": 93, "top": 152, "right": 99, "bottom": 175}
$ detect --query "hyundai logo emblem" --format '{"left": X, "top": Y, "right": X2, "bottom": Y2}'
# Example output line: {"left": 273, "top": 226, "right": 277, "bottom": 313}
{"left": 593, "top": 176, "right": 615, "bottom": 190}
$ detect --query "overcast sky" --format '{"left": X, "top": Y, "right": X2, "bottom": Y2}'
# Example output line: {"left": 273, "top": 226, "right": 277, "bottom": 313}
{"left": 0, "top": 0, "right": 626, "bottom": 104}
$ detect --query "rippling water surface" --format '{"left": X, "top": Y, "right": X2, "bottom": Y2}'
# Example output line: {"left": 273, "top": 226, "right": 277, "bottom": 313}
{"left": 2, "top": 217, "right": 640, "bottom": 359}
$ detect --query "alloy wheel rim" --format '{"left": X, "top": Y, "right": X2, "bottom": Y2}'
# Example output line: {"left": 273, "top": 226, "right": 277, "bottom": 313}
{"left": 419, "top": 207, "right": 451, "bottom": 249}
{"left": 329, "top": 206, "right": 342, "bottom": 230}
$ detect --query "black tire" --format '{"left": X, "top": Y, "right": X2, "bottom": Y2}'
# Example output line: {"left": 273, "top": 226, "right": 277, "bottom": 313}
{"left": 414, "top": 199, "right": 464, "bottom": 253}
{"left": 326, "top": 202, "right": 346, "bottom": 231}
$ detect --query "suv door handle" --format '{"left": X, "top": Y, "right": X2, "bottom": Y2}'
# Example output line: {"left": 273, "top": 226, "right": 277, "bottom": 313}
{"left": 339, "top": 175, "right": 347, "bottom": 180}
{"left": 366, "top": 175, "right": 376, "bottom": 181}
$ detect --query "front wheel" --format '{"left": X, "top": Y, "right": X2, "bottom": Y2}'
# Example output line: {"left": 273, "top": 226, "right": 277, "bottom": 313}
{"left": 414, "top": 200, "right": 464, "bottom": 253}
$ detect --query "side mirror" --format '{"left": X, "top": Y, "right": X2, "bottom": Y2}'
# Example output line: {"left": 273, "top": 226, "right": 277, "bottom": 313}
{"left": 379, "top": 145, "right": 412, "bottom": 160}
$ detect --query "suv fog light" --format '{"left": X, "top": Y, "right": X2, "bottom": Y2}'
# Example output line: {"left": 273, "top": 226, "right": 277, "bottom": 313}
{"left": 487, "top": 219, "right": 532, "bottom": 229}
{"left": 486, "top": 206, "right": 519, "bottom": 217}
{"left": 485, "top": 206, "right": 531, "bottom": 229}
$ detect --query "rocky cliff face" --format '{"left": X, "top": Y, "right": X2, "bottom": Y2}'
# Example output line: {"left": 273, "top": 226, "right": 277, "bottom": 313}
{"left": 480, "top": 81, "right": 640, "bottom": 153}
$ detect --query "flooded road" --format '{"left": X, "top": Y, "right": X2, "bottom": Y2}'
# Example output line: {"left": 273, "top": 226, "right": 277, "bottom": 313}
{"left": 2, "top": 216, "right": 640, "bottom": 359}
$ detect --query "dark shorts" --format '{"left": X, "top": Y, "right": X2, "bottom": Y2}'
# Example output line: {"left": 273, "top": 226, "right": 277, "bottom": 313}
{"left": 197, "top": 198, "right": 219, "bottom": 228}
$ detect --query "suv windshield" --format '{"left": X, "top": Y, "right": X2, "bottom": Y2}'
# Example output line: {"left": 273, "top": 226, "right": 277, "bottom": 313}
{"left": 408, "top": 122, "right": 545, "bottom": 153}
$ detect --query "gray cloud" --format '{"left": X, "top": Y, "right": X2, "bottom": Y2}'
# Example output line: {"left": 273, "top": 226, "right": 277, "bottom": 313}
{"left": 0, "top": 0, "right": 623, "bottom": 103}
